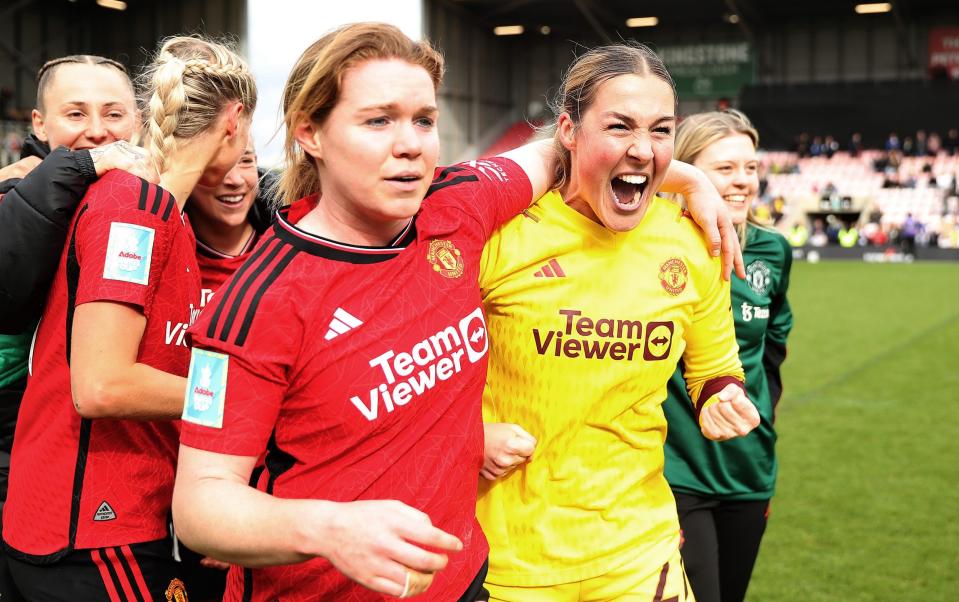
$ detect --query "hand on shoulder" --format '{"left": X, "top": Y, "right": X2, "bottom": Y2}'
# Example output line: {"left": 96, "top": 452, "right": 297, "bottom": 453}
{"left": 89, "top": 141, "right": 159, "bottom": 183}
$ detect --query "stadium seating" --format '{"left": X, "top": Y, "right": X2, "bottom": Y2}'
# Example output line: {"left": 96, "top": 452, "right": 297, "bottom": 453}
{"left": 762, "top": 150, "right": 953, "bottom": 227}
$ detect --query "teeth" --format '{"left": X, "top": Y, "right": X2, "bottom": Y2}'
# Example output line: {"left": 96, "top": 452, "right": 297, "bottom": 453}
{"left": 724, "top": 195, "right": 747, "bottom": 203}
{"left": 618, "top": 174, "right": 648, "bottom": 185}
{"left": 218, "top": 195, "right": 243, "bottom": 203}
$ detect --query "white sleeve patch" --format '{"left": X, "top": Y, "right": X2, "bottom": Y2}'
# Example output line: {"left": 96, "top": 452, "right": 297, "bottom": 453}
{"left": 102, "top": 222, "right": 155, "bottom": 285}
{"left": 183, "top": 349, "right": 228, "bottom": 429}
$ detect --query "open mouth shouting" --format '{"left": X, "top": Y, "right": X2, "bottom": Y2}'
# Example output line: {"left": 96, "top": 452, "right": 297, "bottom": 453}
{"left": 610, "top": 173, "right": 649, "bottom": 211}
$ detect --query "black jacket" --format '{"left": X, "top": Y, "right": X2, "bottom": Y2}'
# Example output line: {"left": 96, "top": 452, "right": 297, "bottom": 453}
{"left": 0, "top": 139, "right": 279, "bottom": 335}
{"left": 0, "top": 135, "right": 97, "bottom": 334}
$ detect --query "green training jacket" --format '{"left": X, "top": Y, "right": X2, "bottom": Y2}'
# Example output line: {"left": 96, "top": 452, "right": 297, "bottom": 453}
{"left": 663, "top": 224, "right": 793, "bottom": 501}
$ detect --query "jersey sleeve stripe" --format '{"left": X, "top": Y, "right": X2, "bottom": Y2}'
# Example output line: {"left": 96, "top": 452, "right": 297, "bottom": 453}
{"left": 160, "top": 193, "right": 175, "bottom": 221}
{"left": 214, "top": 241, "right": 286, "bottom": 343}
{"left": 426, "top": 174, "right": 480, "bottom": 198}
{"left": 149, "top": 186, "right": 165, "bottom": 216}
{"left": 205, "top": 238, "right": 281, "bottom": 339}
{"left": 234, "top": 246, "right": 299, "bottom": 346}
{"left": 435, "top": 165, "right": 467, "bottom": 182}
{"left": 137, "top": 180, "right": 149, "bottom": 211}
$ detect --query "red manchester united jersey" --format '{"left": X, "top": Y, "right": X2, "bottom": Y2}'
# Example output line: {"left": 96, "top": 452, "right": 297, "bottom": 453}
{"left": 3, "top": 170, "right": 200, "bottom": 560}
{"left": 196, "top": 234, "right": 259, "bottom": 309}
{"left": 180, "top": 159, "right": 531, "bottom": 602}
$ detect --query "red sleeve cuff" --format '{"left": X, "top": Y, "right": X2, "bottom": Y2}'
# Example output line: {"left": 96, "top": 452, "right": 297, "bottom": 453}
{"left": 695, "top": 376, "right": 746, "bottom": 419}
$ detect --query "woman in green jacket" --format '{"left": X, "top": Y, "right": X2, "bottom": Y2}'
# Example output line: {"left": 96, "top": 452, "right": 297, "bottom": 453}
{"left": 663, "top": 109, "right": 793, "bottom": 602}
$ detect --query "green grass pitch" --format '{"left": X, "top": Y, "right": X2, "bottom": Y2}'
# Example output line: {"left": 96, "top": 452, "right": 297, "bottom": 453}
{"left": 747, "top": 261, "right": 959, "bottom": 601}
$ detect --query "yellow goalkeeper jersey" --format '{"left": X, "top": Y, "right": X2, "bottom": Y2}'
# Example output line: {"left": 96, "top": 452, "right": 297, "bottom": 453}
{"left": 477, "top": 190, "right": 744, "bottom": 586}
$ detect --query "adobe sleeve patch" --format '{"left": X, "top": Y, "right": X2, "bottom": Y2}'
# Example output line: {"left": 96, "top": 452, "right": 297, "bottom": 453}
{"left": 183, "top": 349, "right": 228, "bottom": 428}
{"left": 102, "top": 222, "right": 155, "bottom": 285}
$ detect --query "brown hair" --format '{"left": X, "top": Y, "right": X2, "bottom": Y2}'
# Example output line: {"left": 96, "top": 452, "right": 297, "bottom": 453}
{"left": 36, "top": 55, "right": 131, "bottom": 112}
{"left": 674, "top": 109, "right": 769, "bottom": 246}
{"left": 278, "top": 22, "right": 444, "bottom": 205}
{"left": 549, "top": 42, "right": 676, "bottom": 190}
{"left": 139, "top": 36, "right": 257, "bottom": 174}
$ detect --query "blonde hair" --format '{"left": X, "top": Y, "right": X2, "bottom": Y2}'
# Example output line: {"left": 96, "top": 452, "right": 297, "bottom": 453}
{"left": 674, "top": 109, "right": 769, "bottom": 246}
{"left": 549, "top": 42, "right": 676, "bottom": 191}
{"left": 139, "top": 36, "right": 257, "bottom": 173}
{"left": 278, "top": 22, "right": 444, "bottom": 205}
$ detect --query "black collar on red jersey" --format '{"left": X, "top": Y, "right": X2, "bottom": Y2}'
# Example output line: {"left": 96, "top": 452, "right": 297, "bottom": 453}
{"left": 273, "top": 205, "right": 417, "bottom": 264}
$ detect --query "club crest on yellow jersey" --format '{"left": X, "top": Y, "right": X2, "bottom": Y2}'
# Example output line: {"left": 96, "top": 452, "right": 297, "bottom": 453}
{"left": 659, "top": 258, "right": 688, "bottom": 295}
{"left": 427, "top": 239, "right": 464, "bottom": 279}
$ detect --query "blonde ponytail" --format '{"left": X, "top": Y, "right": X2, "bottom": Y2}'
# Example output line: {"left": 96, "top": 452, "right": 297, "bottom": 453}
{"left": 139, "top": 36, "right": 257, "bottom": 174}
{"left": 144, "top": 55, "right": 188, "bottom": 173}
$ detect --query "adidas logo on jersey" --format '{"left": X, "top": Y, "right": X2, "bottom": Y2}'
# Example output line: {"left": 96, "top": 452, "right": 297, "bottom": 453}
{"left": 534, "top": 258, "right": 566, "bottom": 278}
{"left": 94, "top": 500, "right": 117, "bottom": 521}
{"left": 325, "top": 308, "right": 363, "bottom": 340}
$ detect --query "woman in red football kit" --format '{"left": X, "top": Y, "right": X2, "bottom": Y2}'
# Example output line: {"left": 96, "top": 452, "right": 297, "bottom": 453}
{"left": 187, "top": 138, "right": 272, "bottom": 307}
{"left": 172, "top": 23, "right": 740, "bottom": 602}
{"left": 2, "top": 37, "right": 255, "bottom": 601}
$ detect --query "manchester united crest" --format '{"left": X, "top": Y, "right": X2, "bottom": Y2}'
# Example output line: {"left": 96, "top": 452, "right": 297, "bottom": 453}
{"left": 165, "top": 578, "right": 189, "bottom": 602}
{"left": 659, "top": 258, "right": 688, "bottom": 295}
{"left": 427, "top": 239, "right": 464, "bottom": 279}
{"left": 746, "top": 260, "right": 771, "bottom": 295}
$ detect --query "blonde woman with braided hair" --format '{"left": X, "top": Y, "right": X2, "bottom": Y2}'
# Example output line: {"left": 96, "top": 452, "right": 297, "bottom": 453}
{"left": 2, "top": 36, "right": 255, "bottom": 600}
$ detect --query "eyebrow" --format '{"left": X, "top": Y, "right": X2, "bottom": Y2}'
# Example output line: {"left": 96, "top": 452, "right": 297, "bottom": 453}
{"left": 358, "top": 103, "right": 438, "bottom": 114}
{"left": 604, "top": 111, "right": 675, "bottom": 126}
{"left": 60, "top": 101, "right": 128, "bottom": 108}
{"left": 708, "top": 159, "right": 760, "bottom": 166}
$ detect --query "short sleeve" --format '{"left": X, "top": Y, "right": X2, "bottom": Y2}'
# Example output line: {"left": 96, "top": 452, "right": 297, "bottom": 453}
{"left": 73, "top": 187, "right": 174, "bottom": 316}
{"left": 427, "top": 158, "right": 533, "bottom": 240}
{"left": 180, "top": 274, "right": 301, "bottom": 458}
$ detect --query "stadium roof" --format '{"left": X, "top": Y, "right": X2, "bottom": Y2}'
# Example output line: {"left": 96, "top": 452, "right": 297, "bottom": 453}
{"left": 448, "top": 0, "right": 959, "bottom": 40}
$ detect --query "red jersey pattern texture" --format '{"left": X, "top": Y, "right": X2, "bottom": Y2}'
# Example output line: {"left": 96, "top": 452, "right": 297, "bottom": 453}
{"left": 2, "top": 170, "right": 200, "bottom": 561}
{"left": 195, "top": 234, "right": 260, "bottom": 309}
{"left": 180, "top": 159, "right": 532, "bottom": 602}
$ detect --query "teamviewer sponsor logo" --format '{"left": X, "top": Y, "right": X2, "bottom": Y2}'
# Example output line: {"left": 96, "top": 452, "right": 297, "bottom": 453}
{"left": 349, "top": 307, "right": 488, "bottom": 421}
{"left": 532, "top": 308, "right": 674, "bottom": 361}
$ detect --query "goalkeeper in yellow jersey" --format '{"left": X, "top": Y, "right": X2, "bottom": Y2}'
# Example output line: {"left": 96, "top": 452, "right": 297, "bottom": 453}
{"left": 477, "top": 43, "right": 760, "bottom": 602}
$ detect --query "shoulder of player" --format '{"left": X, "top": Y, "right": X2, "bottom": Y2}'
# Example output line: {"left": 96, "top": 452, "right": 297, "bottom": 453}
{"left": 196, "top": 237, "right": 337, "bottom": 333}
{"left": 745, "top": 225, "right": 790, "bottom": 267}
{"left": 482, "top": 191, "right": 561, "bottom": 268}
{"left": 425, "top": 158, "right": 523, "bottom": 201}
{"left": 84, "top": 171, "right": 177, "bottom": 223}
{"left": 649, "top": 196, "right": 716, "bottom": 258}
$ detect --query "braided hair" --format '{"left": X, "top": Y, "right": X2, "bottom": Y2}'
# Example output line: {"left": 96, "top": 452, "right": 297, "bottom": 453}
{"left": 139, "top": 36, "right": 257, "bottom": 174}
